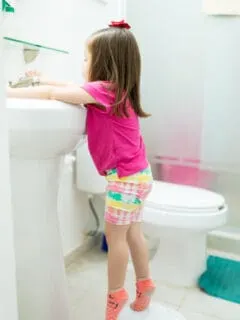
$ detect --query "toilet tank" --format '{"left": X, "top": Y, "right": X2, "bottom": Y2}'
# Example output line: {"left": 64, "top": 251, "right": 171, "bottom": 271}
{"left": 76, "top": 141, "right": 107, "bottom": 194}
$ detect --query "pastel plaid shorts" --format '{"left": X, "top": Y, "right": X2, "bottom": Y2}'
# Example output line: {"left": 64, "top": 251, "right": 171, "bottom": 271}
{"left": 105, "top": 166, "right": 153, "bottom": 225}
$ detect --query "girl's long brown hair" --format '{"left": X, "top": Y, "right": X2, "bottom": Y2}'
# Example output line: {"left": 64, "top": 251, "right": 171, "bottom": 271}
{"left": 87, "top": 27, "right": 150, "bottom": 118}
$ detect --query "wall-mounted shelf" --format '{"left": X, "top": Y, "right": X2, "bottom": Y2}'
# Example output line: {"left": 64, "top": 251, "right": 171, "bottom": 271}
{"left": 3, "top": 37, "right": 69, "bottom": 54}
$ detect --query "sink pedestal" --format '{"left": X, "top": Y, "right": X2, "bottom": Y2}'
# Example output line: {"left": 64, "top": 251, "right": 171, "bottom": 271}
{"left": 11, "top": 158, "right": 69, "bottom": 320}
{"left": 8, "top": 98, "right": 86, "bottom": 320}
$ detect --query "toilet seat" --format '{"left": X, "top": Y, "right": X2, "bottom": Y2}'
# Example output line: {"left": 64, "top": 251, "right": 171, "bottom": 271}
{"left": 143, "top": 181, "right": 227, "bottom": 230}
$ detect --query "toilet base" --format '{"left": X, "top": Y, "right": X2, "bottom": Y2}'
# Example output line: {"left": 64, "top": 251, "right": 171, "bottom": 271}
{"left": 151, "top": 229, "right": 207, "bottom": 287}
{"left": 119, "top": 302, "right": 186, "bottom": 319}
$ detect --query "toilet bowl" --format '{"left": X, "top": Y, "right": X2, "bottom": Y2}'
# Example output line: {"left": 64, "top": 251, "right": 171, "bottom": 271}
{"left": 143, "top": 181, "right": 228, "bottom": 287}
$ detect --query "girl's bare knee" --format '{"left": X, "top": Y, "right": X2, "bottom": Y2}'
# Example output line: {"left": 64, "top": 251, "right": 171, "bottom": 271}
{"left": 105, "top": 222, "right": 130, "bottom": 244}
{"left": 127, "top": 222, "right": 142, "bottom": 242}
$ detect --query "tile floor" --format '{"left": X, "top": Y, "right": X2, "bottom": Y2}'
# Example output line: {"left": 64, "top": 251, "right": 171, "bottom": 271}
{"left": 66, "top": 246, "right": 240, "bottom": 320}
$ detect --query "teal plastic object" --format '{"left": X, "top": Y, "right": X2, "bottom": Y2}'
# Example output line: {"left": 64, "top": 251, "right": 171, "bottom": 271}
{"left": 2, "top": 0, "right": 15, "bottom": 13}
{"left": 198, "top": 255, "right": 240, "bottom": 304}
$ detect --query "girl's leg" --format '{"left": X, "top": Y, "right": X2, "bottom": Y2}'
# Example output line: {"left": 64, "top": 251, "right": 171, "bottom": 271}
{"left": 127, "top": 222, "right": 150, "bottom": 280}
{"left": 105, "top": 222, "right": 130, "bottom": 320}
{"left": 127, "top": 222, "right": 156, "bottom": 311}
{"left": 105, "top": 222, "right": 130, "bottom": 291}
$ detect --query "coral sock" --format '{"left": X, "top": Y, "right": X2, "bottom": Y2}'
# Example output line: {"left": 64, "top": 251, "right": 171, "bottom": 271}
{"left": 106, "top": 288, "right": 128, "bottom": 320}
{"left": 131, "top": 279, "right": 156, "bottom": 312}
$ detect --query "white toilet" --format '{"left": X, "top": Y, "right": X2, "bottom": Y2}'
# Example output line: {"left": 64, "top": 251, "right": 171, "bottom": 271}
{"left": 142, "top": 181, "right": 227, "bottom": 287}
{"left": 75, "top": 142, "right": 227, "bottom": 318}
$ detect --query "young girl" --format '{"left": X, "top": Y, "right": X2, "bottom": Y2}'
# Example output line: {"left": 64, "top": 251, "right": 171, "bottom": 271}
{"left": 7, "top": 20, "right": 156, "bottom": 320}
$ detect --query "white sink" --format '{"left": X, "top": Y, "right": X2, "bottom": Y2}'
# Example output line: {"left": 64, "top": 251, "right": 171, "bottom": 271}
{"left": 8, "top": 98, "right": 86, "bottom": 158}
{"left": 7, "top": 98, "right": 86, "bottom": 320}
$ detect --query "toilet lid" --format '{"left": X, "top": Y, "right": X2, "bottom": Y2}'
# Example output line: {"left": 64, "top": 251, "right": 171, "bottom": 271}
{"left": 145, "top": 181, "right": 225, "bottom": 214}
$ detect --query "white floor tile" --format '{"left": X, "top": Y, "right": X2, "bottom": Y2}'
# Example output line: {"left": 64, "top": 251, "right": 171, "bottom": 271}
{"left": 67, "top": 247, "right": 240, "bottom": 320}
{"left": 121, "top": 267, "right": 185, "bottom": 308}
{"left": 154, "top": 283, "right": 186, "bottom": 307}
{"left": 67, "top": 246, "right": 107, "bottom": 309}
{"left": 179, "top": 309, "right": 221, "bottom": 320}
{"left": 70, "top": 285, "right": 106, "bottom": 319}
{"left": 181, "top": 288, "right": 240, "bottom": 320}
{"left": 67, "top": 247, "right": 181, "bottom": 318}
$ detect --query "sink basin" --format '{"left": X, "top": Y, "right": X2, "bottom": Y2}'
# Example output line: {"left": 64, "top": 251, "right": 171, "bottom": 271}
{"left": 7, "top": 98, "right": 86, "bottom": 320}
{"left": 7, "top": 98, "right": 86, "bottom": 158}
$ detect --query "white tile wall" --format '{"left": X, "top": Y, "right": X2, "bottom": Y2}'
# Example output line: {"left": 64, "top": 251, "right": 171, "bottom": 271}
{"left": 3, "top": 0, "right": 121, "bottom": 82}
{"left": 2, "top": 0, "right": 122, "bottom": 257}
{"left": 0, "top": 21, "right": 19, "bottom": 320}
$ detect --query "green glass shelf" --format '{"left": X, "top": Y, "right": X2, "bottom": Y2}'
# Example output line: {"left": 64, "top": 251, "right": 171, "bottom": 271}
{"left": 3, "top": 36, "right": 69, "bottom": 54}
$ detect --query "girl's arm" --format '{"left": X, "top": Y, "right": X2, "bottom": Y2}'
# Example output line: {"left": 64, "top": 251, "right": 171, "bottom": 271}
{"left": 7, "top": 85, "right": 96, "bottom": 105}
{"left": 39, "top": 79, "right": 76, "bottom": 87}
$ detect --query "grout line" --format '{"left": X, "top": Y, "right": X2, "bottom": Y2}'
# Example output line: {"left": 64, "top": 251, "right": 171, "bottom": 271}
{"left": 181, "top": 309, "right": 223, "bottom": 320}
{"left": 177, "top": 288, "right": 189, "bottom": 311}
{"left": 197, "top": 311, "right": 226, "bottom": 320}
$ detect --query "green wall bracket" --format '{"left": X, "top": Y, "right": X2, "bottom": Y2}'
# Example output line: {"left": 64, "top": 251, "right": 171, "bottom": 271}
{"left": 2, "top": 0, "right": 15, "bottom": 13}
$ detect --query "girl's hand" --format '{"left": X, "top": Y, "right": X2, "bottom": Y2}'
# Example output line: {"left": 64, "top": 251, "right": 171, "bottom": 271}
{"left": 25, "top": 70, "right": 42, "bottom": 78}
{"left": 25, "top": 71, "right": 76, "bottom": 88}
{"left": 25, "top": 70, "right": 51, "bottom": 86}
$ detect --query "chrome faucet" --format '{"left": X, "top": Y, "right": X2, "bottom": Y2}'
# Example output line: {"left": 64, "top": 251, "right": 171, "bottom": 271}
{"left": 8, "top": 76, "right": 40, "bottom": 88}
{"left": 8, "top": 46, "right": 40, "bottom": 88}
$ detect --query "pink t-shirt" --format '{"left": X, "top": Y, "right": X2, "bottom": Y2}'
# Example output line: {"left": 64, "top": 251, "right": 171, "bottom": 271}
{"left": 81, "top": 81, "right": 148, "bottom": 178}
